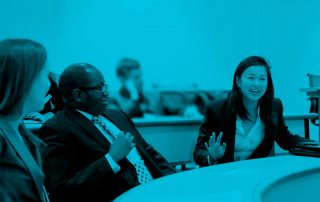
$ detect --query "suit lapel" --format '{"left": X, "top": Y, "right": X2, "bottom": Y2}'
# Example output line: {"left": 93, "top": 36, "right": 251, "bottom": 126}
{"left": 103, "top": 109, "right": 162, "bottom": 174}
{"left": 249, "top": 118, "right": 275, "bottom": 159}
{"left": 103, "top": 109, "right": 133, "bottom": 133}
{"left": 0, "top": 120, "right": 45, "bottom": 202}
{"left": 103, "top": 110, "right": 146, "bottom": 151}
{"left": 64, "top": 108, "right": 144, "bottom": 155}
{"left": 221, "top": 110, "right": 236, "bottom": 163}
{"left": 20, "top": 124, "right": 44, "bottom": 168}
{"left": 64, "top": 108, "right": 111, "bottom": 150}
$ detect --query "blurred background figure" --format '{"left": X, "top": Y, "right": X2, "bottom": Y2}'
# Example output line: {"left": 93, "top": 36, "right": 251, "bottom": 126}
{"left": 112, "top": 58, "right": 153, "bottom": 118}
{"left": 160, "top": 90, "right": 218, "bottom": 118}
{"left": 183, "top": 92, "right": 208, "bottom": 118}
{"left": 24, "top": 72, "right": 64, "bottom": 122}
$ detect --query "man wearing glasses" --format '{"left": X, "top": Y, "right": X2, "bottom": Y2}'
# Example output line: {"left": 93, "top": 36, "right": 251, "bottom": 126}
{"left": 39, "top": 63, "right": 176, "bottom": 202}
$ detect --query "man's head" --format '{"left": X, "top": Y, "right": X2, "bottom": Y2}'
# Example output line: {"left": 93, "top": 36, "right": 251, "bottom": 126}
{"left": 116, "top": 58, "right": 143, "bottom": 91}
{"left": 59, "top": 63, "right": 109, "bottom": 116}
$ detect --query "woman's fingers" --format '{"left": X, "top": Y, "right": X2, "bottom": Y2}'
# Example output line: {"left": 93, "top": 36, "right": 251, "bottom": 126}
{"left": 216, "top": 132, "right": 223, "bottom": 145}
{"left": 210, "top": 132, "right": 216, "bottom": 145}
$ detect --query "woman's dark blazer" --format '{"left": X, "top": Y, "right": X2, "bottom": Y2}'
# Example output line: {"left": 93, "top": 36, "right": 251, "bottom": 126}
{"left": 0, "top": 121, "right": 47, "bottom": 201}
{"left": 193, "top": 96, "right": 306, "bottom": 167}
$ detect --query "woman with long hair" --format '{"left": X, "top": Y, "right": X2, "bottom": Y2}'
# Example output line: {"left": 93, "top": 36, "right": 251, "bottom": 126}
{"left": 194, "top": 56, "right": 314, "bottom": 166}
{"left": 0, "top": 39, "right": 50, "bottom": 201}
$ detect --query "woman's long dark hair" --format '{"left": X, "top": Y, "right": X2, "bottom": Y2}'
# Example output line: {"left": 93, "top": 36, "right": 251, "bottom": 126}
{"left": 230, "top": 56, "right": 274, "bottom": 125}
{"left": 0, "top": 39, "right": 47, "bottom": 116}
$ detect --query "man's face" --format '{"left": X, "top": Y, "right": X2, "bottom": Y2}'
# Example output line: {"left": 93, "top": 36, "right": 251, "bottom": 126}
{"left": 80, "top": 69, "right": 109, "bottom": 115}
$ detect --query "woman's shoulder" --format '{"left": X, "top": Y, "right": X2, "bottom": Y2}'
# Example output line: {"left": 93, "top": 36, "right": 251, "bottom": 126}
{"left": 273, "top": 97, "right": 282, "bottom": 104}
{"left": 272, "top": 98, "right": 283, "bottom": 111}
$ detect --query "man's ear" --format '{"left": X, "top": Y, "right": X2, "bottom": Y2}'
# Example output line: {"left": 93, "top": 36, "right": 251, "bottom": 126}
{"left": 72, "top": 89, "right": 84, "bottom": 102}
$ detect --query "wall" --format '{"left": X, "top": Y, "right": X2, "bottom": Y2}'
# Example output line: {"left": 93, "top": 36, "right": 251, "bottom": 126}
{"left": 1, "top": 0, "right": 320, "bottom": 114}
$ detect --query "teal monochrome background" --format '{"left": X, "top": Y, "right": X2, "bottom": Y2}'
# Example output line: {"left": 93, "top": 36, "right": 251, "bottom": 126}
{"left": 1, "top": 0, "right": 320, "bottom": 115}
{"left": 2, "top": 0, "right": 320, "bottom": 200}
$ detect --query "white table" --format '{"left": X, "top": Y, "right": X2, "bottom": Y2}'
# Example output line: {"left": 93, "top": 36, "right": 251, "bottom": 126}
{"left": 24, "top": 114, "right": 318, "bottom": 165}
{"left": 114, "top": 155, "right": 320, "bottom": 202}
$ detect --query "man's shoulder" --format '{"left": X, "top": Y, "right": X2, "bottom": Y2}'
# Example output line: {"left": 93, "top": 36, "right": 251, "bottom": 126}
{"left": 44, "top": 110, "right": 66, "bottom": 123}
{"left": 41, "top": 110, "right": 71, "bottom": 131}
{"left": 39, "top": 109, "right": 81, "bottom": 142}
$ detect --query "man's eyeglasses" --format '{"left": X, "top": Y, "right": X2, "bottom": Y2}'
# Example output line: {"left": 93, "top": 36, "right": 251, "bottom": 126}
{"left": 79, "top": 83, "right": 108, "bottom": 92}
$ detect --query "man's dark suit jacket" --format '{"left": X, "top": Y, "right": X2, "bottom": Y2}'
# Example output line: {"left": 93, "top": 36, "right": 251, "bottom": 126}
{"left": 194, "top": 97, "right": 306, "bottom": 166}
{"left": 0, "top": 122, "right": 46, "bottom": 202}
{"left": 39, "top": 107, "right": 176, "bottom": 202}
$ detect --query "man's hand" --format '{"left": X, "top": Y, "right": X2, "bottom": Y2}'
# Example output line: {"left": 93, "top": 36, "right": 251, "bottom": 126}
{"left": 125, "top": 79, "right": 139, "bottom": 101}
{"left": 109, "top": 131, "right": 135, "bottom": 162}
{"left": 205, "top": 132, "right": 226, "bottom": 162}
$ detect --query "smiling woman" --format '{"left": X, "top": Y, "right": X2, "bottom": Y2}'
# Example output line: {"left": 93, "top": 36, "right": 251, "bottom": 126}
{"left": 236, "top": 65, "right": 268, "bottom": 109}
{"left": 193, "top": 56, "right": 318, "bottom": 167}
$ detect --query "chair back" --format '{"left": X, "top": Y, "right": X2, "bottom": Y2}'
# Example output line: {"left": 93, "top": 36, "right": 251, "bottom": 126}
{"left": 307, "top": 73, "right": 320, "bottom": 126}
{"left": 307, "top": 73, "right": 320, "bottom": 87}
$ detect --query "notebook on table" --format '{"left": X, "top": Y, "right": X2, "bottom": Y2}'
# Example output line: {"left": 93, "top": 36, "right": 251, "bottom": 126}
{"left": 289, "top": 142, "right": 320, "bottom": 157}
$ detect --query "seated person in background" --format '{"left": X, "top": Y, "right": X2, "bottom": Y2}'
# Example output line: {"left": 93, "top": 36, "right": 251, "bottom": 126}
{"left": 183, "top": 102, "right": 203, "bottom": 118}
{"left": 194, "top": 56, "right": 317, "bottom": 166}
{"left": 183, "top": 93, "right": 209, "bottom": 118}
{"left": 39, "top": 63, "right": 176, "bottom": 202}
{"left": 160, "top": 91, "right": 204, "bottom": 118}
{"left": 25, "top": 72, "right": 64, "bottom": 122}
{"left": 113, "top": 58, "right": 152, "bottom": 118}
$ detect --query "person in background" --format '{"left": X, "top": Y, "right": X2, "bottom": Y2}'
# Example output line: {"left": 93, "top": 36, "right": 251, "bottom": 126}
{"left": 40, "top": 72, "right": 65, "bottom": 114}
{"left": 194, "top": 56, "right": 317, "bottom": 166}
{"left": 25, "top": 72, "right": 64, "bottom": 122}
{"left": 0, "top": 39, "right": 50, "bottom": 201}
{"left": 183, "top": 93, "right": 206, "bottom": 118}
{"left": 113, "top": 58, "right": 152, "bottom": 117}
{"left": 39, "top": 63, "right": 176, "bottom": 202}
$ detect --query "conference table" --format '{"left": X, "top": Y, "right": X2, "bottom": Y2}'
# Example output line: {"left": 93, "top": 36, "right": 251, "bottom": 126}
{"left": 114, "top": 155, "right": 320, "bottom": 202}
{"left": 133, "top": 114, "right": 318, "bottom": 165}
{"left": 24, "top": 113, "right": 318, "bottom": 166}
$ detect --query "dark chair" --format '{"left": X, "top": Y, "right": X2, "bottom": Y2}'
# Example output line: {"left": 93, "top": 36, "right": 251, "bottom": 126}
{"left": 307, "top": 73, "right": 320, "bottom": 126}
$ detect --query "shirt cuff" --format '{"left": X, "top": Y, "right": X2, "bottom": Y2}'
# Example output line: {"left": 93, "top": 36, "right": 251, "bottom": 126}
{"left": 105, "top": 153, "right": 121, "bottom": 174}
